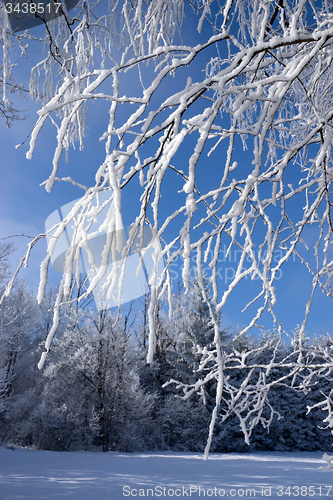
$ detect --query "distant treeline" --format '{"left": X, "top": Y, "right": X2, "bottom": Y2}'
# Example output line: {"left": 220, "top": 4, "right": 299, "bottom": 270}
{"left": 0, "top": 245, "right": 332, "bottom": 453}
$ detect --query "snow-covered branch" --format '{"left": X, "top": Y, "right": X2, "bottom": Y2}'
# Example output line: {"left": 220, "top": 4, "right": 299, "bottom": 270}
{"left": 1, "top": 0, "right": 333, "bottom": 457}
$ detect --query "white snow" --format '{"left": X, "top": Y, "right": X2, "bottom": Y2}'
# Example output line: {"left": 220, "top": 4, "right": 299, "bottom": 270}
{"left": 0, "top": 448, "right": 330, "bottom": 500}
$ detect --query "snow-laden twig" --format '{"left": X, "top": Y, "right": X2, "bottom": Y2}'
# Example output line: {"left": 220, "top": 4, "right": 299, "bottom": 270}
{"left": 2, "top": 0, "right": 333, "bottom": 458}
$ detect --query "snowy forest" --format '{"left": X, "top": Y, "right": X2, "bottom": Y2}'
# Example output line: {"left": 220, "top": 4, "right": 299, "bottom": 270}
{"left": 1, "top": 0, "right": 333, "bottom": 459}
{"left": 0, "top": 241, "right": 333, "bottom": 454}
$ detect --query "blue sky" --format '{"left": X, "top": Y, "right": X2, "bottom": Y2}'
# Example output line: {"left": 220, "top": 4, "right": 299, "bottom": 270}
{"left": 0, "top": 2, "right": 332, "bottom": 338}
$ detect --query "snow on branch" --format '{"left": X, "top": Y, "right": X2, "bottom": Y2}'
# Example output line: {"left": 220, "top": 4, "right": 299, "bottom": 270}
{"left": 1, "top": 0, "right": 333, "bottom": 457}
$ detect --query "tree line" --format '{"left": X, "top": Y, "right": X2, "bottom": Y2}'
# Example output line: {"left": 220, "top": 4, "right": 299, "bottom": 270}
{"left": 0, "top": 243, "right": 332, "bottom": 453}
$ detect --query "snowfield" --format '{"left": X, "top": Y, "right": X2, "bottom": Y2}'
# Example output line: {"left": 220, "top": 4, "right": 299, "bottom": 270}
{"left": 0, "top": 448, "right": 331, "bottom": 500}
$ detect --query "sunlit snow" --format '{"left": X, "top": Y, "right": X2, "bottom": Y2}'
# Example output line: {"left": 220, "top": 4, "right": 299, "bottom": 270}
{"left": 0, "top": 448, "right": 330, "bottom": 500}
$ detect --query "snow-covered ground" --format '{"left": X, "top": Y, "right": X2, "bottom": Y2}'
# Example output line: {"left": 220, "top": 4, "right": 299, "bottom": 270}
{"left": 0, "top": 448, "right": 331, "bottom": 500}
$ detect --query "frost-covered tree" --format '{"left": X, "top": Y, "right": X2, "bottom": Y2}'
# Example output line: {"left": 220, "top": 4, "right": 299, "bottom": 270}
{"left": 0, "top": 243, "right": 14, "bottom": 291}
{"left": 32, "top": 307, "right": 155, "bottom": 451}
{"left": 0, "top": 244, "right": 37, "bottom": 409}
{"left": 1, "top": 0, "right": 333, "bottom": 456}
